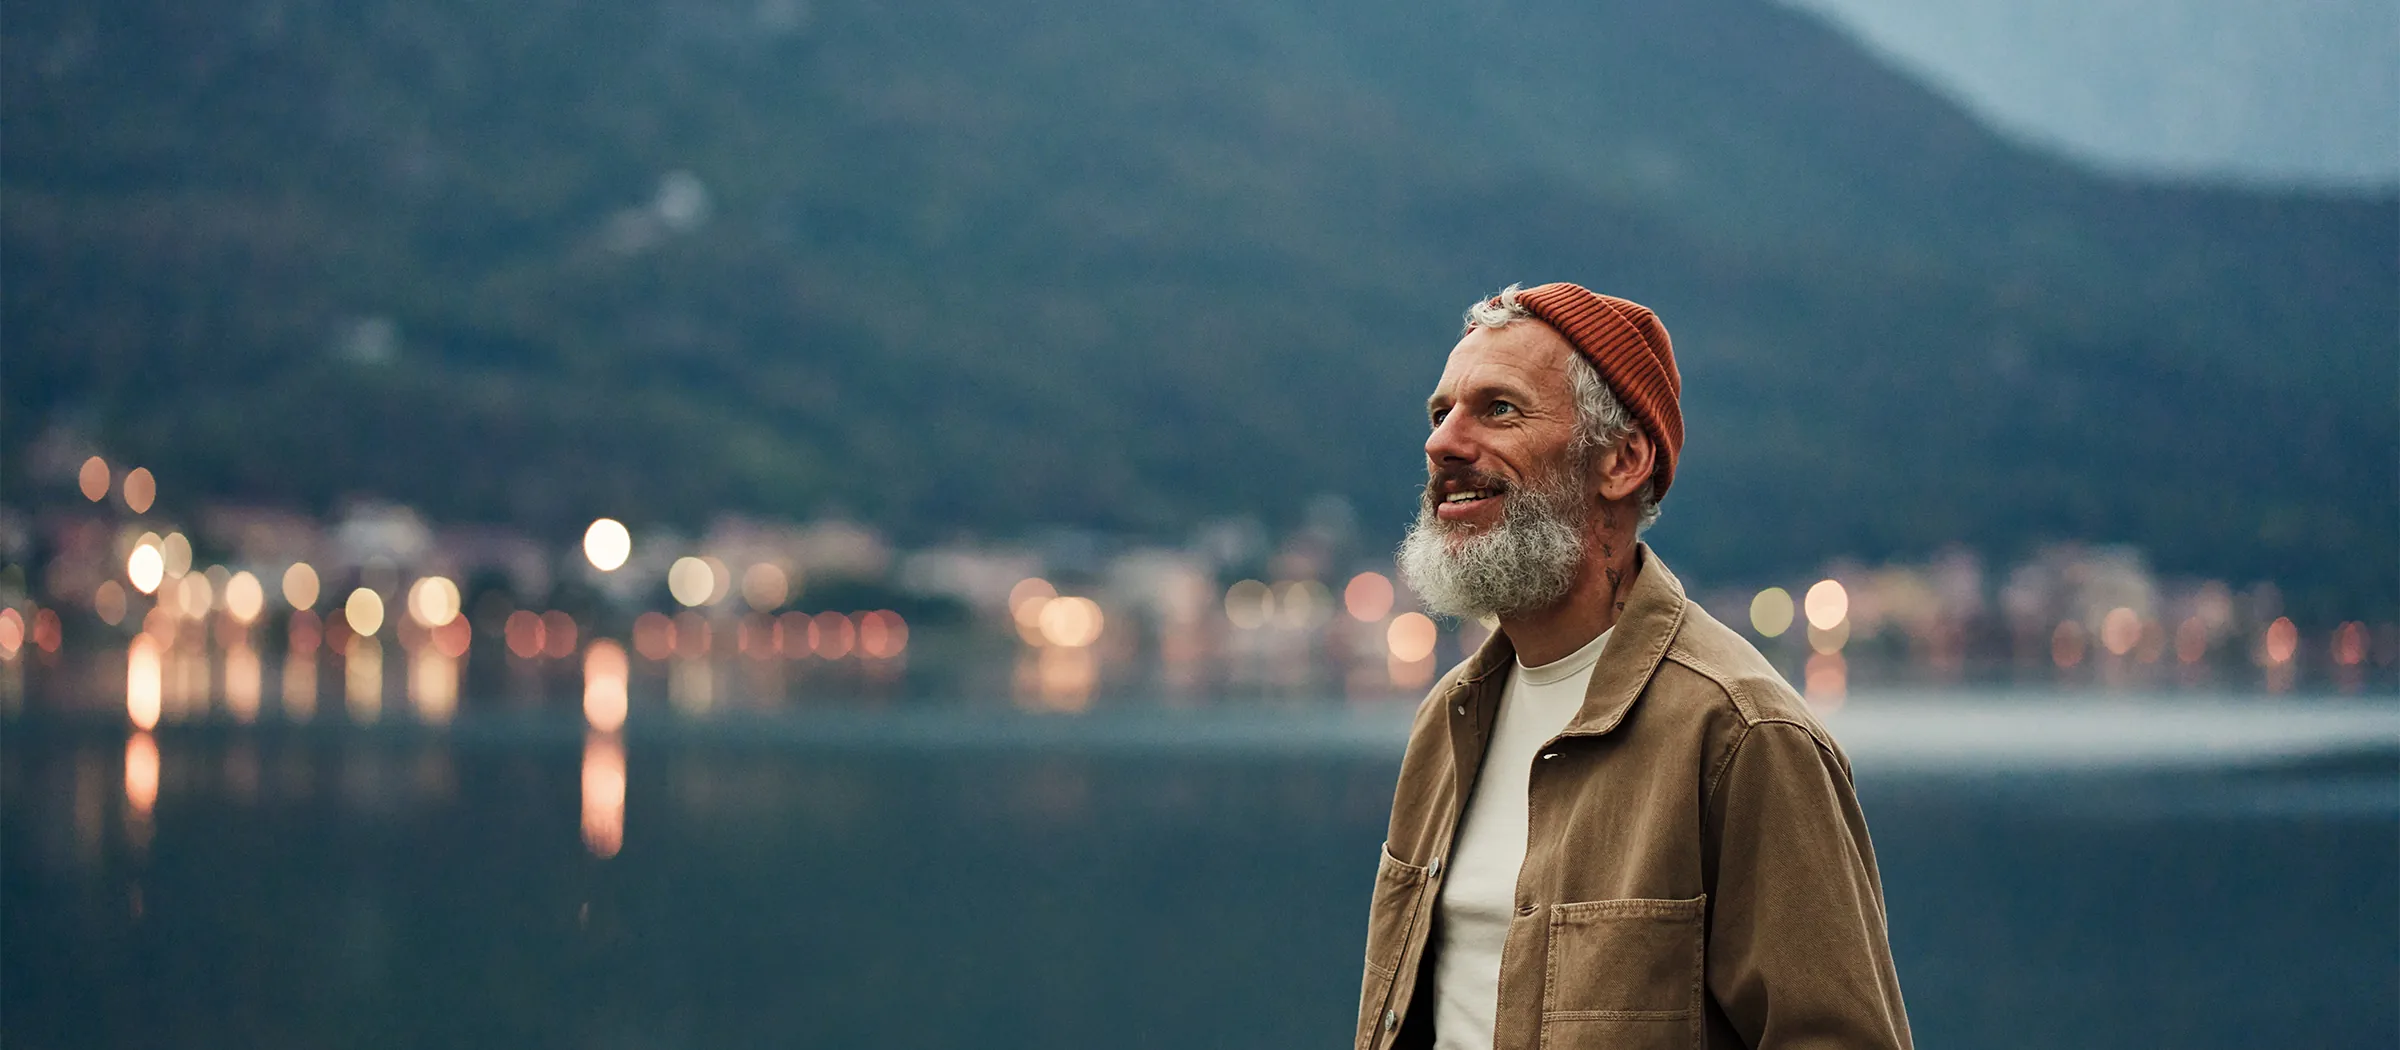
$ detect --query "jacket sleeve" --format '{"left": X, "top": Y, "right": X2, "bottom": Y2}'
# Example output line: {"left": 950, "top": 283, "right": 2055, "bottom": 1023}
{"left": 1703, "top": 719, "right": 1912, "bottom": 1049}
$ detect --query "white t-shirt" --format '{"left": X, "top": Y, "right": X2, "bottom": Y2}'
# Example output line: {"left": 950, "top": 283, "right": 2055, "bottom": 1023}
{"left": 1430, "top": 627, "right": 1612, "bottom": 1050}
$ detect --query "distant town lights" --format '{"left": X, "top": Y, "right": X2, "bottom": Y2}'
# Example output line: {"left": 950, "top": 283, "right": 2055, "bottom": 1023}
{"left": 1749, "top": 587, "right": 1795, "bottom": 638}
{"left": 1387, "top": 612, "right": 1438, "bottom": 663}
{"left": 667, "top": 557, "right": 714, "bottom": 607}
{"left": 584, "top": 518, "right": 632, "bottom": 572}
{"left": 408, "top": 576, "right": 463, "bottom": 628}
{"left": 127, "top": 543, "right": 165, "bottom": 595}
{"left": 345, "top": 588, "right": 387, "bottom": 637}
{"left": 1803, "top": 580, "right": 1848, "bottom": 632}
{"left": 121, "top": 467, "right": 156, "bottom": 514}
{"left": 160, "top": 533, "right": 193, "bottom": 577}
{"left": 741, "top": 563, "right": 791, "bottom": 612}
{"left": 224, "top": 571, "right": 266, "bottom": 624}
{"left": 283, "top": 562, "right": 322, "bottom": 610}
{"left": 78, "top": 457, "right": 110, "bottom": 502}
{"left": 1345, "top": 572, "right": 1395, "bottom": 622}
{"left": 1037, "top": 596, "right": 1105, "bottom": 648}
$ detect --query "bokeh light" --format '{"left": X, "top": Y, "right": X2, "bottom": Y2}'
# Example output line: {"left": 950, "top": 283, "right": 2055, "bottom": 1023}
{"left": 583, "top": 518, "right": 632, "bottom": 571}
{"left": 633, "top": 611, "right": 675, "bottom": 661}
{"left": 1803, "top": 579, "right": 1848, "bottom": 631}
{"left": 121, "top": 467, "right": 156, "bottom": 514}
{"left": 2175, "top": 617, "right": 2209, "bottom": 664}
{"left": 283, "top": 562, "right": 321, "bottom": 610}
{"left": 741, "top": 563, "right": 790, "bottom": 612}
{"left": 2263, "top": 617, "right": 2298, "bottom": 665}
{"left": 407, "top": 576, "right": 463, "bottom": 627}
{"left": 1038, "top": 596, "right": 1105, "bottom": 648}
{"left": 667, "top": 557, "right": 714, "bottom": 607}
{"left": 859, "top": 610, "right": 909, "bottom": 658}
{"left": 78, "top": 456, "right": 110, "bottom": 502}
{"left": 160, "top": 533, "right": 192, "bottom": 577}
{"left": 2100, "top": 607, "right": 2142, "bottom": 656}
{"left": 1225, "top": 579, "right": 1272, "bottom": 629}
{"left": 174, "top": 573, "right": 214, "bottom": 619}
{"left": 2052, "top": 620, "right": 2086, "bottom": 668}
{"left": 95, "top": 581, "right": 128, "bottom": 626}
{"left": 1010, "top": 578, "right": 1056, "bottom": 645}
{"left": 344, "top": 588, "right": 386, "bottom": 637}
{"left": 542, "top": 611, "right": 579, "bottom": 658}
{"left": 1276, "top": 581, "right": 1331, "bottom": 628}
{"left": 0, "top": 610, "right": 22, "bottom": 658}
{"left": 127, "top": 543, "right": 165, "bottom": 595}
{"left": 505, "top": 610, "right": 546, "bottom": 658}
{"left": 2333, "top": 622, "right": 2368, "bottom": 666}
{"left": 431, "top": 616, "right": 472, "bottom": 658}
{"left": 700, "top": 556, "right": 732, "bottom": 605}
{"left": 1749, "top": 587, "right": 1795, "bottom": 638}
{"left": 1344, "top": 572, "right": 1395, "bottom": 622}
{"left": 812, "top": 611, "right": 855, "bottom": 658}
{"left": 223, "top": 571, "right": 265, "bottom": 624}
{"left": 1387, "top": 612, "right": 1438, "bottom": 663}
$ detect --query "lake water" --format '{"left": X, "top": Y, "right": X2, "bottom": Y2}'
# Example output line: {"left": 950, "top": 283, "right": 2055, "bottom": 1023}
{"left": 4, "top": 694, "right": 2394, "bottom": 1049}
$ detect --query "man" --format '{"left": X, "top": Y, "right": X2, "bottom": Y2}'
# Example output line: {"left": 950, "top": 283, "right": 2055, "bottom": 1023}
{"left": 1356, "top": 283, "right": 1910, "bottom": 1050}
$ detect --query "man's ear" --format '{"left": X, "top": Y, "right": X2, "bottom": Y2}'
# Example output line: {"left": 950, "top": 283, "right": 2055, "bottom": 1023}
{"left": 1594, "top": 429, "right": 1656, "bottom": 504}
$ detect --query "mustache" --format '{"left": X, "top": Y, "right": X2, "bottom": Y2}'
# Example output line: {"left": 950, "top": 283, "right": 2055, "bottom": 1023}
{"left": 1422, "top": 466, "right": 1512, "bottom": 508}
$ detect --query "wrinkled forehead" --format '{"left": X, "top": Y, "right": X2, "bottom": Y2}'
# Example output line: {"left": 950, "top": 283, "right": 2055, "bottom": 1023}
{"left": 1431, "top": 321, "right": 1580, "bottom": 405}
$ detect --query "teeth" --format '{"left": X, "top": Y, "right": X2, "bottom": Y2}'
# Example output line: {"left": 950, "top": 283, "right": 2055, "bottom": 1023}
{"left": 1445, "top": 490, "right": 1491, "bottom": 504}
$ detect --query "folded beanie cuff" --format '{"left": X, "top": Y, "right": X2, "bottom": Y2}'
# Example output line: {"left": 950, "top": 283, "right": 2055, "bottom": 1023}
{"left": 1512, "top": 282, "right": 1684, "bottom": 499}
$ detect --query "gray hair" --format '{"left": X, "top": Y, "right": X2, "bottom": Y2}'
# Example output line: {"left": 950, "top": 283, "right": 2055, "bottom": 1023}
{"left": 1464, "top": 285, "right": 1662, "bottom": 532}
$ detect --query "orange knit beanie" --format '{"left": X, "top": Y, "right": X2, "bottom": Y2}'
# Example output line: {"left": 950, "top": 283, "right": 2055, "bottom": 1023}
{"left": 1512, "top": 282, "right": 1684, "bottom": 498}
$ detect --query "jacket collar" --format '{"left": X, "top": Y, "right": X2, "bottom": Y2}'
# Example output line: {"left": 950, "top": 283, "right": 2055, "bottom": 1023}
{"left": 1448, "top": 542, "right": 1689, "bottom": 739}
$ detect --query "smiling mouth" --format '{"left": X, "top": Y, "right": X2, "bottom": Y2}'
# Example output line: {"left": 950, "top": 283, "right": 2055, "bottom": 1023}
{"left": 1442, "top": 489, "right": 1496, "bottom": 506}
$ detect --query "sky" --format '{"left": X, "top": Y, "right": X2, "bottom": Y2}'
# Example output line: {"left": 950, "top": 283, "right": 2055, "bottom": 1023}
{"left": 1779, "top": 0, "right": 2398, "bottom": 188}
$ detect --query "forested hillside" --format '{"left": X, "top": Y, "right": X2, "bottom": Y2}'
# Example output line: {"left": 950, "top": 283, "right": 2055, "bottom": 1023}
{"left": 6, "top": 0, "right": 2392, "bottom": 616}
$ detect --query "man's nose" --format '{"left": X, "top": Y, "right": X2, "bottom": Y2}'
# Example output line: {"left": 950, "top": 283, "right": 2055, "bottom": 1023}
{"left": 1425, "top": 411, "right": 1477, "bottom": 467}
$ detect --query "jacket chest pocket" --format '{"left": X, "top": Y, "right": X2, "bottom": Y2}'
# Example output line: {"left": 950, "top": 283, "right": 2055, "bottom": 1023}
{"left": 1538, "top": 895, "right": 1705, "bottom": 1050}
{"left": 1356, "top": 844, "right": 1430, "bottom": 1048}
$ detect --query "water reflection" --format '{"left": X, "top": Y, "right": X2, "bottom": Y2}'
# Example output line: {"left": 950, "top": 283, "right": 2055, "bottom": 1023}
{"left": 584, "top": 641, "right": 629, "bottom": 731}
{"left": 225, "top": 645, "right": 262, "bottom": 722}
{"left": 670, "top": 656, "right": 713, "bottom": 715}
{"left": 345, "top": 637, "right": 383, "bottom": 722}
{"left": 410, "top": 648, "right": 458, "bottom": 725}
{"left": 124, "top": 731, "right": 158, "bottom": 852}
{"left": 127, "top": 636, "right": 163, "bottom": 729}
{"left": 581, "top": 732, "right": 626, "bottom": 859}
{"left": 282, "top": 649, "right": 318, "bottom": 721}
{"left": 1018, "top": 647, "right": 1097, "bottom": 712}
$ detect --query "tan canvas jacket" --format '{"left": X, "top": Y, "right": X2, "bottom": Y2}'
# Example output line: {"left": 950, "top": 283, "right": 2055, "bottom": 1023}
{"left": 1356, "top": 544, "right": 1911, "bottom": 1050}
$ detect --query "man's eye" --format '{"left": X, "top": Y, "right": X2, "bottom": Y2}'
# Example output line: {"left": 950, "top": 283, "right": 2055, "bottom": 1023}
{"left": 1430, "top": 408, "right": 1449, "bottom": 427}
{"left": 1490, "top": 401, "right": 1515, "bottom": 417}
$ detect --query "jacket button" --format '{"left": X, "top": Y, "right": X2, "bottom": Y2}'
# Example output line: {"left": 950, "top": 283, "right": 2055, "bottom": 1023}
{"left": 1427, "top": 856, "right": 1442, "bottom": 878}
{"left": 1384, "top": 1008, "right": 1398, "bottom": 1031}
{"left": 1454, "top": 704, "right": 1466, "bottom": 716}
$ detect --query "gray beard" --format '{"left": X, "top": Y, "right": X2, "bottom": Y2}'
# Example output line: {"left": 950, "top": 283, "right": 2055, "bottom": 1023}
{"left": 1396, "top": 465, "right": 1590, "bottom": 621}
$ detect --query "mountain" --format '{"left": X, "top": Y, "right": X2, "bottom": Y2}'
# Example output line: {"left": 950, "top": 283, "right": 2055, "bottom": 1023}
{"left": 5, "top": 0, "right": 2393, "bottom": 618}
